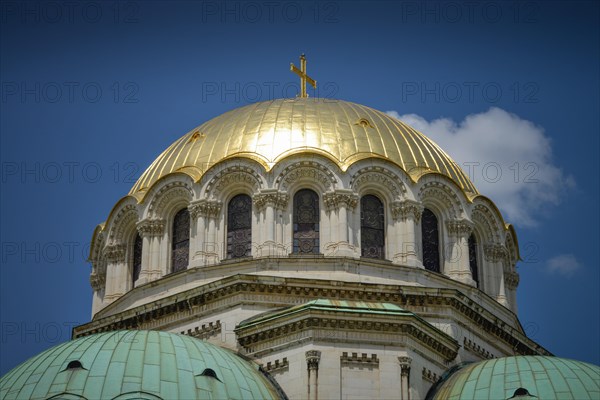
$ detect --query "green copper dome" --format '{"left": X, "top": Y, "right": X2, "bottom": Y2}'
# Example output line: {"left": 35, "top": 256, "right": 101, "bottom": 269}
{"left": 0, "top": 330, "right": 285, "bottom": 400}
{"left": 428, "top": 356, "right": 600, "bottom": 400}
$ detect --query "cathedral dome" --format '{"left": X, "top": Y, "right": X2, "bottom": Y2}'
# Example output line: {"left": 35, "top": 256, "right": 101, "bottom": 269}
{"left": 0, "top": 331, "right": 285, "bottom": 400}
{"left": 130, "top": 98, "right": 478, "bottom": 197}
{"left": 427, "top": 356, "right": 600, "bottom": 400}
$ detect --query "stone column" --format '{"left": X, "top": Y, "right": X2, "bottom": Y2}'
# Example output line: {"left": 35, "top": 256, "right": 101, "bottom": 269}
{"left": 505, "top": 268, "right": 520, "bottom": 313}
{"left": 484, "top": 244, "right": 509, "bottom": 307}
{"left": 306, "top": 350, "right": 321, "bottom": 400}
{"left": 391, "top": 200, "right": 423, "bottom": 267}
{"left": 254, "top": 190, "right": 288, "bottom": 257}
{"left": 89, "top": 268, "right": 105, "bottom": 316}
{"left": 398, "top": 356, "right": 412, "bottom": 400}
{"left": 188, "top": 200, "right": 221, "bottom": 265}
{"left": 136, "top": 219, "right": 165, "bottom": 283}
{"left": 323, "top": 190, "right": 358, "bottom": 257}
{"left": 445, "top": 219, "right": 476, "bottom": 286}
{"left": 103, "top": 244, "right": 126, "bottom": 303}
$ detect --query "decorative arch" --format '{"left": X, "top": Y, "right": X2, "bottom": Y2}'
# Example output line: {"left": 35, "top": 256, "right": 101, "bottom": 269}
{"left": 292, "top": 189, "right": 320, "bottom": 254}
{"left": 203, "top": 160, "right": 265, "bottom": 201}
{"left": 145, "top": 175, "right": 194, "bottom": 219}
{"left": 418, "top": 179, "right": 464, "bottom": 220}
{"left": 275, "top": 160, "right": 337, "bottom": 194}
{"left": 349, "top": 166, "right": 407, "bottom": 203}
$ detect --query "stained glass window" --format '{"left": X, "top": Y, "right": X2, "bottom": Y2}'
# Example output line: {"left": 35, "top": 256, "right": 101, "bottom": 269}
{"left": 360, "top": 195, "right": 385, "bottom": 259}
{"left": 421, "top": 208, "right": 441, "bottom": 272}
{"left": 132, "top": 233, "right": 142, "bottom": 284}
{"left": 171, "top": 208, "right": 190, "bottom": 273}
{"left": 468, "top": 233, "right": 479, "bottom": 287}
{"left": 227, "top": 194, "right": 252, "bottom": 259}
{"left": 293, "top": 189, "right": 320, "bottom": 254}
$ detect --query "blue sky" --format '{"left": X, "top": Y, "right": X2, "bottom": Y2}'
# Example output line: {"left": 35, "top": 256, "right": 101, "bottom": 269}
{"left": 1, "top": 1, "right": 598, "bottom": 374}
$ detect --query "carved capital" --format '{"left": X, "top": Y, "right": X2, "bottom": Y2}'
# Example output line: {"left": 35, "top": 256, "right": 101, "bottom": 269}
{"left": 89, "top": 272, "right": 105, "bottom": 291}
{"left": 484, "top": 243, "right": 507, "bottom": 262}
{"left": 253, "top": 191, "right": 288, "bottom": 211}
{"left": 103, "top": 244, "right": 126, "bottom": 263}
{"left": 505, "top": 270, "right": 520, "bottom": 290}
{"left": 189, "top": 200, "right": 222, "bottom": 219}
{"left": 136, "top": 219, "right": 165, "bottom": 237}
{"left": 323, "top": 190, "right": 359, "bottom": 211}
{"left": 445, "top": 219, "right": 474, "bottom": 237}
{"left": 398, "top": 356, "right": 412, "bottom": 376}
{"left": 391, "top": 200, "right": 423, "bottom": 222}
{"left": 305, "top": 350, "right": 321, "bottom": 370}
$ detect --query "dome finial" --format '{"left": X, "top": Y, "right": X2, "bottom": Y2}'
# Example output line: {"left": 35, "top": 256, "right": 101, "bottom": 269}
{"left": 290, "top": 54, "right": 317, "bottom": 98}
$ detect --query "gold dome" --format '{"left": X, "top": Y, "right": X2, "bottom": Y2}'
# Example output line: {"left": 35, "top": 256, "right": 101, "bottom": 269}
{"left": 130, "top": 98, "right": 477, "bottom": 196}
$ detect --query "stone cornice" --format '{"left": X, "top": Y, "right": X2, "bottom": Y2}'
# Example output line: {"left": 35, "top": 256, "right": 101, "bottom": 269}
{"left": 136, "top": 218, "right": 165, "bottom": 237}
{"left": 464, "top": 337, "right": 495, "bottom": 360}
{"left": 391, "top": 200, "right": 424, "bottom": 222}
{"left": 188, "top": 199, "right": 222, "bottom": 219}
{"left": 342, "top": 352, "right": 379, "bottom": 366}
{"left": 323, "top": 190, "right": 359, "bottom": 211}
{"left": 180, "top": 320, "right": 221, "bottom": 340}
{"left": 73, "top": 274, "right": 551, "bottom": 357}
{"left": 236, "top": 308, "right": 459, "bottom": 362}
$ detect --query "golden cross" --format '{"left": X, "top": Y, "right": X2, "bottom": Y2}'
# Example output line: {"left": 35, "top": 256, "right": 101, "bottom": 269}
{"left": 290, "top": 54, "right": 317, "bottom": 98}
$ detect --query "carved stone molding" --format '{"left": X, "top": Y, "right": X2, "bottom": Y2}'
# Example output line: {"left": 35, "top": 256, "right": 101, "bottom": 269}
{"left": 262, "top": 357, "right": 289, "bottom": 373}
{"left": 306, "top": 350, "right": 321, "bottom": 370}
{"left": 419, "top": 182, "right": 462, "bottom": 218}
{"left": 148, "top": 181, "right": 193, "bottom": 217}
{"left": 276, "top": 161, "right": 336, "bottom": 191}
{"left": 188, "top": 199, "right": 222, "bottom": 219}
{"left": 136, "top": 219, "right": 165, "bottom": 237}
{"left": 89, "top": 272, "right": 105, "bottom": 291}
{"left": 341, "top": 352, "right": 379, "bottom": 366}
{"left": 205, "top": 165, "right": 263, "bottom": 197}
{"left": 180, "top": 320, "right": 222, "bottom": 340}
{"left": 463, "top": 337, "right": 495, "bottom": 359}
{"left": 398, "top": 356, "right": 412, "bottom": 376}
{"left": 103, "top": 244, "right": 126, "bottom": 263}
{"left": 323, "top": 190, "right": 359, "bottom": 211}
{"left": 109, "top": 204, "right": 138, "bottom": 242}
{"left": 391, "top": 200, "right": 424, "bottom": 222}
{"left": 484, "top": 243, "right": 508, "bottom": 262}
{"left": 350, "top": 166, "right": 406, "bottom": 199}
{"left": 253, "top": 191, "right": 289, "bottom": 211}
{"left": 446, "top": 219, "right": 474, "bottom": 236}
{"left": 422, "top": 367, "right": 439, "bottom": 383}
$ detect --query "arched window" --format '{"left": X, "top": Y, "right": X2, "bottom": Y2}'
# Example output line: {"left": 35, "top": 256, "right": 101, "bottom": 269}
{"left": 360, "top": 195, "right": 385, "bottom": 259}
{"left": 171, "top": 208, "right": 190, "bottom": 273}
{"left": 293, "top": 189, "right": 320, "bottom": 254}
{"left": 132, "top": 233, "right": 142, "bottom": 284}
{"left": 227, "top": 194, "right": 252, "bottom": 259}
{"left": 421, "top": 208, "right": 441, "bottom": 272}
{"left": 468, "top": 233, "right": 479, "bottom": 287}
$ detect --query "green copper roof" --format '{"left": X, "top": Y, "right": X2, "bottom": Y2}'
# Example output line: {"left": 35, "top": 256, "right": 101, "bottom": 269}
{"left": 238, "top": 299, "right": 413, "bottom": 328}
{"left": 0, "top": 331, "right": 284, "bottom": 400}
{"left": 430, "top": 356, "right": 600, "bottom": 400}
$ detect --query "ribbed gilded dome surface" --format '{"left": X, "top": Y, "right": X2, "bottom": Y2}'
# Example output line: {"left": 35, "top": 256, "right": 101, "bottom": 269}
{"left": 130, "top": 98, "right": 477, "bottom": 196}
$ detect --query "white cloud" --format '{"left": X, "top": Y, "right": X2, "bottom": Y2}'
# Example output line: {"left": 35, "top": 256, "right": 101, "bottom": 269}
{"left": 546, "top": 254, "right": 582, "bottom": 277}
{"left": 386, "top": 108, "right": 575, "bottom": 226}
